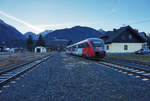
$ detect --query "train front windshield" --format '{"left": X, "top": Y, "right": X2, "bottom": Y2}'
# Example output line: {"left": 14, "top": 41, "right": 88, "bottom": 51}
{"left": 91, "top": 40, "right": 104, "bottom": 48}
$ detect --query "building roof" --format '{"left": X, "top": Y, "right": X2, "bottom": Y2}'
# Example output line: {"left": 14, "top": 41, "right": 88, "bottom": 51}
{"left": 35, "top": 46, "right": 46, "bottom": 48}
{"left": 139, "top": 32, "right": 149, "bottom": 41}
{"left": 100, "top": 26, "right": 146, "bottom": 44}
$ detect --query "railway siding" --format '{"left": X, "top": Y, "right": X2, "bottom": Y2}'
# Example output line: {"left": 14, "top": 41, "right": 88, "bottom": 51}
{"left": 98, "top": 61, "right": 150, "bottom": 81}
{"left": 0, "top": 55, "right": 51, "bottom": 87}
{"left": 104, "top": 57, "right": 150, "bottom": 71}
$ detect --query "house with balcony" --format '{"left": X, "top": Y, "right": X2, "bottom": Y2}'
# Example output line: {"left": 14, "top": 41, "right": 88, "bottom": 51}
{"left": 100, "top": 26, "right": 147, "bottom": 53}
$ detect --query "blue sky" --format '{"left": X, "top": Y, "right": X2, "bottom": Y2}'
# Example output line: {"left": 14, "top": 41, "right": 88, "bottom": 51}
{"left": 0, "top": 0, "right": 150, "bottom": 34}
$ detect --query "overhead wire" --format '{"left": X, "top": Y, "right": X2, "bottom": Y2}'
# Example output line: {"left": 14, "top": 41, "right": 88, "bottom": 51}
{"left": 129, "top": 19, "right": 150, "bottom": 25}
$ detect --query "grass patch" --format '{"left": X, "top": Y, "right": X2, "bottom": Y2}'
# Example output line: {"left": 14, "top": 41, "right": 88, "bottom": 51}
{"left": 0, "top": 52, "right": 50, "bottom": 68}
{"left": 106, "top": 54, "right": 150, "bottom": 63}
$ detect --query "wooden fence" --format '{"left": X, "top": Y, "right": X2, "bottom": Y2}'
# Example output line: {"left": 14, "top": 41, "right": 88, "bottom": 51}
{"left": 0, "top": 52, "right": 13, "bottom": 55}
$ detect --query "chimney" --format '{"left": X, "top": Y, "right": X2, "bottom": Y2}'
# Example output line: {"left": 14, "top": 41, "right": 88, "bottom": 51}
{"left": 134, "top": 29, "right": 138, "bottom": 32}
{"left": 113, "top": 28, "right": 116, "bottom": 31}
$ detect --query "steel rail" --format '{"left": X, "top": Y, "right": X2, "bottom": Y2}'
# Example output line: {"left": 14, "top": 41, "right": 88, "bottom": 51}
{"left": 98, "top": 61, "right": 150, "bottom": 80}
{"left": 0, "top": 55, "right": 51, "bottom": 87}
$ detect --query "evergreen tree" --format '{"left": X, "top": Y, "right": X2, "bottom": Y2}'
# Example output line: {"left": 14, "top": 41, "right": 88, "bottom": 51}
{"left": 148, "top": 33, "right": 150, "bottom": 49}
{"left": 27, "top": 35, "right": 34, "bottom": 51}
{"left": 67, "top": 40, "right": 73, "bottom": 46}
{"left": 36, "top": 34, "right": 45, "bottom": 47}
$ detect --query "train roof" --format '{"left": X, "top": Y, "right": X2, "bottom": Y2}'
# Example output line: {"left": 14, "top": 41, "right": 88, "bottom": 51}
{"left": 87, "top": 38, "right": 103, "bottom": 41}
{"left": 66, "top": 38, "right": 104, "bottom": 48}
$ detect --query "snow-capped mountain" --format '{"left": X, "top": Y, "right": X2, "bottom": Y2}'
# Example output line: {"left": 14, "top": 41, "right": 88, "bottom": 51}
{"left": 98, "top": 29, "right": 106, "bottom": 34}
{"left": 39, "top": 30, "right": 53, "bottom": 36}
{"left": 24, "top": 30, "right": 53, "bottom": 40}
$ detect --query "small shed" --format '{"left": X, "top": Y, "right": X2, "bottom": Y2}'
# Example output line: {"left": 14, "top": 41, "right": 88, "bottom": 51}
{"left": 0, "top": 46, "right": 4, "bottom": 52}
{"left": 35, "top": 46, "right": 47, "bottom": 53}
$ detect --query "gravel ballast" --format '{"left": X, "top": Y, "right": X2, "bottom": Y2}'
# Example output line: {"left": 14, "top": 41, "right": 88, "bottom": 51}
{"left": 0, "top": 52, "right": 150, "bottom": 101}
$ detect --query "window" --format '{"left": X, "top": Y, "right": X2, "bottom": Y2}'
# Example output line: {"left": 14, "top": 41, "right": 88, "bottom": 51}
{"left": 84, "top": 42, "right": 90, "bottom": 48}
{"left": 72, "top": 45, "right": 76, "bottom": 51}
{"left": 91, "top": 40, "right": 104, "bottom": 47}
{"left": 106, "top": 45, "right": 109, "bottom": 50}
{"left": 78, "top": 44, "right": 83, "bottom": 48}
{"left": 68, "top": 47, "right": 71, "bottom": 51}
{"left": 124, "top": 45, "right": 128, "bottom": 50}
{"left": 121, "top": 35, "right": 126, "bottom": 40}
{"left": 78, "top": 42, "right": 90, "bottom": 48}
{"left": 129, "top": 34, "right": 132, "bottom": 39}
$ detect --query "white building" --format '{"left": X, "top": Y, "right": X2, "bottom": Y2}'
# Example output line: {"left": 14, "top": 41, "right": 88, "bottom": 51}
{"left": 100, "top": 26, "right": 147, "bottom": 53}
{"left": 35, "top": 46, "right": 47, "bottom": 53}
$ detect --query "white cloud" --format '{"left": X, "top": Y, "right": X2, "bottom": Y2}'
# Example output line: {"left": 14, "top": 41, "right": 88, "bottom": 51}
{"left": 36, "top": 22, "right": 104, "bottom": 31}
{"left": 0, "top": 10, "right": 44, "bottom": 33}
{"left": 0, "top": 11, "right": 109, "bottom": 33}
{"left": 36, "top": 23, "right": 87, "bottom": 30}
{"left": 36, "top": 24, "right": 75, "bottom": 30}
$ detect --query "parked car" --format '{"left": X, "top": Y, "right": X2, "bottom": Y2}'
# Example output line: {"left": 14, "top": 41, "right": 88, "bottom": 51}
{"left": 135, "top": 49, "right": 150, "bottom": 55}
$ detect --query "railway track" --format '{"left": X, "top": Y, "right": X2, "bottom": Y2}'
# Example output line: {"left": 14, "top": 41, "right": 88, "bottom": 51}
{"left": 98, "top": 60, "right": 150, "bottom": 81}
{"left": 0, "top": 55, "right": 51, "bottom": 87}
{"left": 73, "top": 55, "right": 150, "bottom": 81}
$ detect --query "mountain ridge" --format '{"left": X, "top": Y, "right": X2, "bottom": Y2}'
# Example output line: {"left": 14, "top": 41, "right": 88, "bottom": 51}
{"left": 0, "top": 19, "right": 25, "bottom": 42}
{"left": 24, "top": 30, "right": 53, "bottom": 40}
{"left": 44, "top": 26, "right": 103, "bottom": 46}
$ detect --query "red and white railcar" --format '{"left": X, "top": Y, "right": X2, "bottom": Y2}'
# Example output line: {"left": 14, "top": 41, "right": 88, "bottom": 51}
{"left": 66, "top": 38, "right": 106, "bottom": 59}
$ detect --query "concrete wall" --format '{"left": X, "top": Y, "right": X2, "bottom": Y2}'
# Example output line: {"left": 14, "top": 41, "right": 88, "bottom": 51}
{"left": 105, "top": 43, "right": 143, "bottom": 53}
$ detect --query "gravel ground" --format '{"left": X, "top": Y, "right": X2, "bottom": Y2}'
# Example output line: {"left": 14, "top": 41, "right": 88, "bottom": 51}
{"left": 0, "top": 52, "right": 150, "bottom": 101}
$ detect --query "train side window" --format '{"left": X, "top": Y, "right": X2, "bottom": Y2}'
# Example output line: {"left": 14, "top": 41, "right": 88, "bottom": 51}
{"left": 72, "top": 46, "right": 75, "bottom": 51}
{"left": 78, "top": 43, "right": 89, "bottom": 48}
{"left": 82, "top": 43, "right": 85, "bottom": 48}
{"left": 69, "top": 47, "right": 71, "bottom": 51}
{"left": 78, "top": 44, "right": 82, "bottom": 48}
{"left": 79, "top": 43, "right": 84, "bottom": 48}
{"left": 84, "top": 42, "right": 90, "bottom": 48}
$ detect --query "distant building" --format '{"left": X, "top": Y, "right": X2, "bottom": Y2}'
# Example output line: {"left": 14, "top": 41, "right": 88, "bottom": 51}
{"left": 100, "top": 26, "right": 147, "bottom": 53}
{"left": 35, "top": 46, "right": 47, "bottom": 53}
{"left": 10, "top": 48, "right": 24, "bottom": 53}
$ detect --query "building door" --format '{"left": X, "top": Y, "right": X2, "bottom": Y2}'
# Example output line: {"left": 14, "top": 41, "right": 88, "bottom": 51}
{"left": 37, "top": 48, "right": 41, "bottom": 53}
